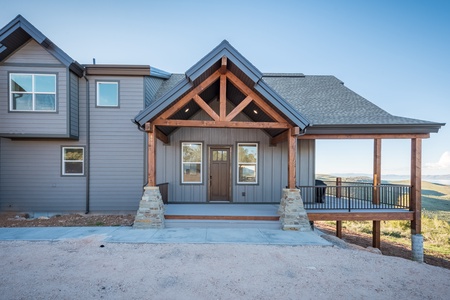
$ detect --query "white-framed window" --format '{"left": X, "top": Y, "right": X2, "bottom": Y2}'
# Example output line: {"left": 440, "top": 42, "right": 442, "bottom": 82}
{"left": 9, "top": 73, "right": 56, "bottom": 111}
{"left": 96, "top": 81, "right": 119, "bottom": 107}
{"left": 62, "top": 147, "right": 84, "bottom": 176}
{"left": 181, "top": 142, "right": 202, "bottom": 184}
{"left": 237, "top": 143, "right": 258, "bottom": 184}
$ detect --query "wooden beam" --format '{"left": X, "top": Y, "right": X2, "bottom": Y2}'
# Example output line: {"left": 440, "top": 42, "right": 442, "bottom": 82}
{"left": 307, "top": 211, "right": 414, "bottom": 221}
{"left": 410, "top": 138, "right": 422, "bottom": 234}
{"left": 147, "top": 125, "right": 156, "bottom": 186}
{"left": 220, "top": 56, "right": 227, "bottom": 74}
{"left": 270, "top": 130, "right": 289, "bottom": 146}
{"left": 226, "top": 95, "right": 253, "bottom": 122}
{"left": 373, "top": 220, "right": 381, "bottom": 249}
{"left": 373, "top": 139, "right": 381, "bottom": 205}
{"left": 158, "top": 70, "right": 221, "bottom": 120}
{"left": 226, "top": 71, "right": 288, "bottom": 123}
{"left": 152, "top": 119, "right": 291, "bottom": 129}
{"left": 298, "top": 133, "right": 430, "bottom": 140}
{"left": 193, "top": 94, "right": 219, "bottom": 121}
{"left": 291, "top": 126, "right": 300, "bottom": 136}
{"left": 288, "top": 132, "right": 297, "bottom": 188}
{"left": 220, "top": 75, "right": 227, "bottom": 120}
{"left": 155, "top": 128, "right": 169, "bottom": 144}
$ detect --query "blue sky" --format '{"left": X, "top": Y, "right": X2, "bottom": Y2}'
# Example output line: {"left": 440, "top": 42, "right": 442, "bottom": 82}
{"left": 1, "top": 0, "right": 449, "bottom": 176}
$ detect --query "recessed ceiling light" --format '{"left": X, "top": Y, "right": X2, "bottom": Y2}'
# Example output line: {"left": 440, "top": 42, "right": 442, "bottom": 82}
{"left": 185, "top": 108, "right": 190, "bottom": 113}
{"left": 253, "top": 110, "right": 258, "bottom": 114}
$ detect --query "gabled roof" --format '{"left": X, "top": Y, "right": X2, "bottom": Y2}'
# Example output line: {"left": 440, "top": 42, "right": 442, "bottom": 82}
{"left": 134, "top": 40, "right": 310, "bottom": 131}
{"left": 0, "top": 15, "right": 83, "bottom": 77}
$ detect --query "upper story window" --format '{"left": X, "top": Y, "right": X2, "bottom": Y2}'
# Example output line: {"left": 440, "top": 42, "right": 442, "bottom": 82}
{"left": 237, "top": 143, "right": 258, "bottom": 184}
{"left": 10, "top": 73, "right": 56, "bottom": 112}
{"left": 96, "top": 81, "right": 119, "bottom": 107}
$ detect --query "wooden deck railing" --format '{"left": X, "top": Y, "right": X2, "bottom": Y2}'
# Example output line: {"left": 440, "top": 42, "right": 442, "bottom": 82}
{"left": 297, "top": 182, "right": 410, "bottom": 211}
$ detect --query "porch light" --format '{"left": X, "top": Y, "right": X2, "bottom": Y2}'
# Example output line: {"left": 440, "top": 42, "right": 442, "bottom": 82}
{"left": 253, "top": 109, "right": 258, "bottom": 114}
{"left": 185, "top": 108, "right": 190, "bottom": 113}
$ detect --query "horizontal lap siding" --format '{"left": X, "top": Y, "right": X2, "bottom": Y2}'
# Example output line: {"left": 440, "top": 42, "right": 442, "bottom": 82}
{"left": 0, "top": 138, "right": 86, "bottom": 212}
{"left": 0, "top": 40, "right": 69, "bottom": 136}
{"left": 89, "top": 76, "right": 145, "bottom": 212}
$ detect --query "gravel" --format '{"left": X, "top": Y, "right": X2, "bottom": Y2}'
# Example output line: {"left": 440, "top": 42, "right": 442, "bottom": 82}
{"left": 1, "top": 237, "right": 449, "bottom": 299}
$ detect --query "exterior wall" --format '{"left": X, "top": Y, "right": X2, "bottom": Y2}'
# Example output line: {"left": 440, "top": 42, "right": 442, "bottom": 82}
{"left": 69, "top": 71, "right": 79, "bottom": 138}
{"left": 88, "top": 76, "right": 145, "bottom": 212}
{"left": 0, "top": 40, "right": 72, "bottom": 137}
{"left": 156, "top": 104, "right": 316, "bottom": 203}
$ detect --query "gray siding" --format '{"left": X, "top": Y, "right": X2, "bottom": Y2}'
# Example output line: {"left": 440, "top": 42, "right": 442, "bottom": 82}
{"left": 69, "top": 71, "right": 79, "bottom": 137}
{"left": 88, "top": 76, "right": 145, "bottom": 212}
{"left": 0, "top": 138, "right": 86, "bottom": 212}
{"left": 0, "top": 40, "right": 70, "bottom": 137}
{"left": 156, "top": 101, "right": 315, "bottom": 203}
{"left": 4, "top": 40, "right": 61, "bottom": 64}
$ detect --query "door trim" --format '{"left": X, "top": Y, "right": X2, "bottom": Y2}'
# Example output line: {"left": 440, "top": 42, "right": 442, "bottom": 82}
{"left": 208, "top": 145, "right": 232, "bottom": 202}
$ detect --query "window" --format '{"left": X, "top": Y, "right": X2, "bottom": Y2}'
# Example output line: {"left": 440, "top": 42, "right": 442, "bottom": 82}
{"left": 237, "top": 143, "right": 258, "bottom": 184}
{"left": 182, "top": 142, "right": 202, "bottom": 184}
{"left": 10, "top": 73, "right": 56, "bottom": 111}
{"left": 97, "top": 81, "right": 119, "bottom": 107}
{"left": 62, "top": 147, "right": 84, "bottom": 175}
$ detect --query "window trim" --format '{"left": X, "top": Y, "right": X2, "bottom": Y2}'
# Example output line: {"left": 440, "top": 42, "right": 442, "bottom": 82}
{"left": 9, "top": 73, "right": 57, "bottom": 112}
{"left": 181, "top": 141, "right": 203, "bottom": 184}
{"left": 236, "top": 142, "right": 259, "bottom": 185}
{"left": 96, "top": 80, "right": 119, "bottom": 107}
{"left": 61, "top": 146, "right": 85, "bottom": 176}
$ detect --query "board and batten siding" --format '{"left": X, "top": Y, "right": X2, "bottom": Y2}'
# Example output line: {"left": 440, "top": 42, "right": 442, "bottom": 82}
{"left": 88, "top": 76, "right": 145, "bottom": 212}
{"left": 155, "top": 101, "right": 315, "bottom": 203}
{"left": 69, "top": 71, "right": 79, "bottom": 138}
{"left": 0, "top": 39, "right": 71, "bottom": 137}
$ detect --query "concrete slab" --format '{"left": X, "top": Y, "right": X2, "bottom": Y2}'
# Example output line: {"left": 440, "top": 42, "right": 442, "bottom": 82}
{"left": 205, "top": 228, "right": 269, "bottom": 244}
{"left": 0, "top": 226, "right": 333, "bottom": 246}
{"left": 105, "top": 227, "right": 158, "bottom": 243}
{"left": 148, "top": 228, "right": 207, "bottom": 244}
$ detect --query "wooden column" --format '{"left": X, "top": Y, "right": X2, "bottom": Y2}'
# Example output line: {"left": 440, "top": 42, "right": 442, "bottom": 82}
{"left": 373, "top": 139, "right": 381, "bottom": 205}
{"left": 336, "top": 221, "right": 342, "bottom": 238}
{"left": 373, "top": 220, "right": 381, "bottom": 249}
{"left": 410, "top": 138, "right": 422, "bottom": 234}
{"left": 146, "top": 123, "right": 156, "bottom": 186}
{"left": 288, "top": 128, "right": 297, "bottom": 189}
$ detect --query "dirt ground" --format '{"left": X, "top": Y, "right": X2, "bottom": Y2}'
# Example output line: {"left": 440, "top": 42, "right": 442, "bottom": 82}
{"left": 1, "top": 212, "right": 449, "bottom": 271}
{"left": 1, "top": 238, "right": 449, "bottom": 299}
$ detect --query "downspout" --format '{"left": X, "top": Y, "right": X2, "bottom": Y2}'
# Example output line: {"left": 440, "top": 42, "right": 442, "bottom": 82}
{"left": 83, "top": 74, "right": 90, "bottom": 214}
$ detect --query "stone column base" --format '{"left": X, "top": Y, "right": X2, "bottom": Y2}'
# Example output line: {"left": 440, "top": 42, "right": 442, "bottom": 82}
{"left": 133, "top": 186, "right": 165, "bottom": 229}
{"left": 278, "top": 188, "right": 311, "bottom": 231}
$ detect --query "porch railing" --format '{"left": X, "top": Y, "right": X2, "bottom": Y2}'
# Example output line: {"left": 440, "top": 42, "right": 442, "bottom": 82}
{"left": 297, "top": 182, "right": 410, "bottom": 211}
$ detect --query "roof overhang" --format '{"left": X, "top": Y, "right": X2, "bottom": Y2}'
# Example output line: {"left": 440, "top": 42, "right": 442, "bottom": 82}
{"left": 304, "top": 123, "right": 445, "bottom": 136}
{"left": 0, "top": 15, "right": 84, "bottom": 77}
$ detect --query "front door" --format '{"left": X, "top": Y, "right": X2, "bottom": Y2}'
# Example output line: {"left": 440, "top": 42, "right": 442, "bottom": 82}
{"left": 209, "top": 147, "right": 231, "bottom": 202}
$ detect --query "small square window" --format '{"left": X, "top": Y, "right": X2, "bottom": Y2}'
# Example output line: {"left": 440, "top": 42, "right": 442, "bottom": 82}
{"left": 62, "top": 147, "right": 84, "bottom": 176}
{"left": 97, "top": 81, "right": 119, "bottom": 107}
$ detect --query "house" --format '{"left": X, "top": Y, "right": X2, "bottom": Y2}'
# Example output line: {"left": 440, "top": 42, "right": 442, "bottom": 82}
{"left": 0, "top": 15, "right": 444, "bottom": 260}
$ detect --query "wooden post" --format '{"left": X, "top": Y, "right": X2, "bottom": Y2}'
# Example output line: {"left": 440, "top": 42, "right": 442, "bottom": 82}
{"left": 336, "top": 221, "right": 342, "bottom": 238}
{"left": 410, "top": 138, "right": 422, "bottom": 234}
{"left": 288, "top": 129, "right": 297, "bottom": 188}
{"left": 373, "top": 220, "right": 381, "bottom": 249}
{"left": 146, "top": 123, "right": 156, "bottom": 186}
{"left": 336, "top": 177, "right": 342, "bottom": 198}
{"left": 373, "top": 139, "right": 381, "bottom": 205}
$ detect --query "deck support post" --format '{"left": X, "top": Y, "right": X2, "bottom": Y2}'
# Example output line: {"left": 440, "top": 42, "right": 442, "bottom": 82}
{"left": 278, "top": 188, "right": 311, "bottom": 231}
{"left": 372, "top": 220, "right": 381, "bottom": 249}
{"left": 336, "top": 221, "right": 342, "bottom": 238}
{"left": 410, "top": 138, "right": 423, "bottom": 262}
{"left": 373, "top": 139, "right": 381, "bottom": 205}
